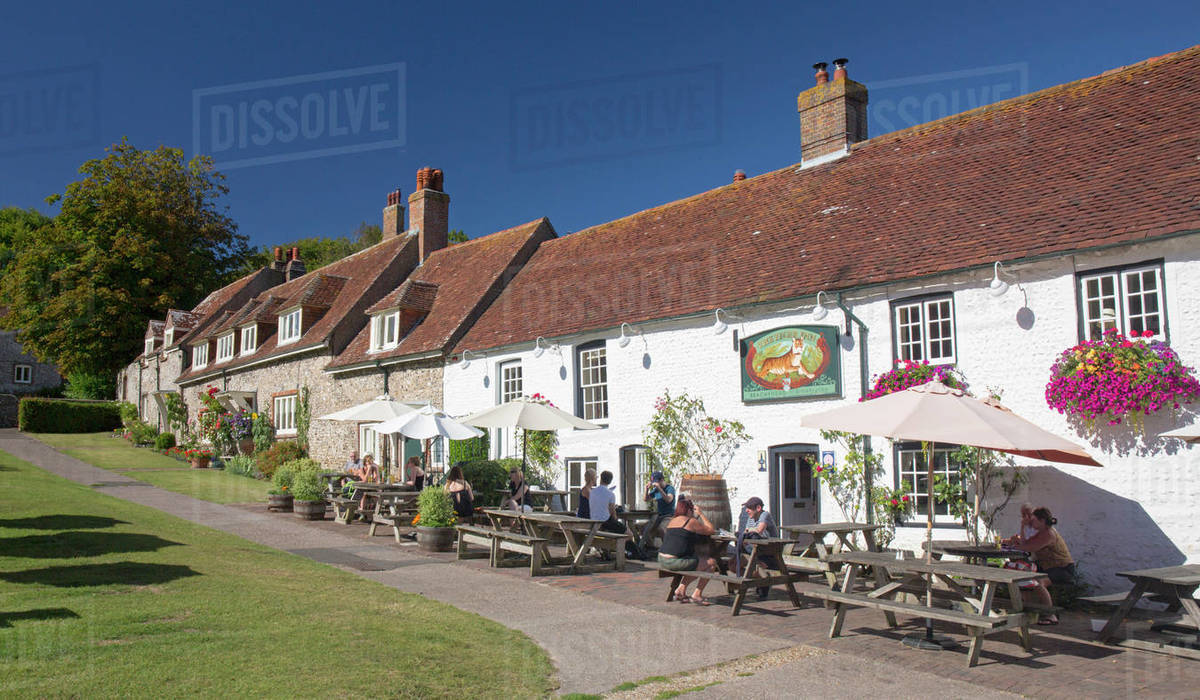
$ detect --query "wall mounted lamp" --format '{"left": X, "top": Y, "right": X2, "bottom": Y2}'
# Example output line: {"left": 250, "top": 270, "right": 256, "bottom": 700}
{"left": 617, "top": 322, "right": 643, "bottom": 348}
{"left": 712, "top": 308, "right": 744, "bottom": 335}
{"left": 532, "top": 336, "right": 560, "bottom": 358}
{"left": 459, "top": 349, "right": 483, "bottom": 369}
{"left": 989, "top": 261, "right": 1019, "bottom": 297}
{"left": 811, "top": 290, "right": 831, "bottom": 321}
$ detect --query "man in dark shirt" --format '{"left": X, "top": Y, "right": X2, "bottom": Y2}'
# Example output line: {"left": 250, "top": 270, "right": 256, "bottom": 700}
{"left": 640, "top": 471, "right": 675, "bottom": 549}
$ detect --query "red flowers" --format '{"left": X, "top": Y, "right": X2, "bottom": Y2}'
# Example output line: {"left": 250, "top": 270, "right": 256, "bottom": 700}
{"left": 864, "top": 361, "right": 968, "bottom": 401}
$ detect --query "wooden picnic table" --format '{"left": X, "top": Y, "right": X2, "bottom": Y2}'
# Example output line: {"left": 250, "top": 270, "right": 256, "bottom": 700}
{"left": 648, "top": 535, "right": 805, "bottom": 615}
{"left": 810, "top": 550, "right": 1043, "bottom": 667}
{"left": 494, "top": 488, "right": 569, "bottom": 512}
{"left": 938, "top": 544, "right": 1031, "bottom": 567}
{"left": 481, "top": 508, "right": 624, "bottom": 573}
{"left": 617, "top": 510, "right": 658, "bottom": 548}
{"left": 781, "top": 522, "right": 883, "bottom": 587}
{"left": 1096, "top": 564, "right": 1200, "bottom": 646}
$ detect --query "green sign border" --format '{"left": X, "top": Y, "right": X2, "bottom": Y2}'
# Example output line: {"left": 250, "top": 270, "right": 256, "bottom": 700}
{"left": 740, "top": 325, "right": 843, "bottom": 403}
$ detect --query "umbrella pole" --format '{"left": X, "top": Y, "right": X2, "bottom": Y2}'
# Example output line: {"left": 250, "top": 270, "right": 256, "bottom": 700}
{"left": 903, "top": 440, "right": 957, "bottom": 651}
{"left": 521, "top": 430, "right": 528, "bottom": 472}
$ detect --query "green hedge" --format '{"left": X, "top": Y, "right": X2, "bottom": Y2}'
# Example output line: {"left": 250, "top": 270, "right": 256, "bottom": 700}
{"left": 449, "top": 433, "right": 490, "bottom": 463}
{"left": 458, "top": 459, "right": 513, "bottom": 508}
{"left": 18, "top": 398, "right": 123, "bottom": 433}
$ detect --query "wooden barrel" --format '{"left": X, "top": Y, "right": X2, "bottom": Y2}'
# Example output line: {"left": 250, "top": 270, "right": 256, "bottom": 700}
{"left": 678, "top": 475, "right": 732, "bottom": 532}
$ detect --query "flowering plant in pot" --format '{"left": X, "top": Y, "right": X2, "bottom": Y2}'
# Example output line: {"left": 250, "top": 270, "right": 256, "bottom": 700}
{"left": 1045, "top": 328, "right": 1200, "bottom": 434}
{"left": 290, "top": 467, "right": 326, "bottom": 520}
{"left": 643, "top": 390, "right": 751, "bottom": 532}
{"left": 864, "top": 360, "right": 968, "bottom": 401}
{"left": 184, "top": 447, "right": 213, "bottom": 468}
{"left": 414, "top": 487, "right": 457, "bottom": 551}
{"left": 268, "top": 463, "right": 296, "bottom": 511}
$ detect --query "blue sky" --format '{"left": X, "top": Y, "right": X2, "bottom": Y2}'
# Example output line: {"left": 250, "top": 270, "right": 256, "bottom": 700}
{"left": 2, "top": 1, "right": 1198, "bottom": 249}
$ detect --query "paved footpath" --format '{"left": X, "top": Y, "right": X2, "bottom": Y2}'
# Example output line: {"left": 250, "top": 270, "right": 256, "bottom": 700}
{"left": 2, "top": 430, "right": 1014, "bottom": 697}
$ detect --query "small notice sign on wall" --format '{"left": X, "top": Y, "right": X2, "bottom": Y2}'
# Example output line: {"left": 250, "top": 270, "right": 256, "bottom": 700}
{"left": 740, "top": 325, "right": 842, "bottom": 403}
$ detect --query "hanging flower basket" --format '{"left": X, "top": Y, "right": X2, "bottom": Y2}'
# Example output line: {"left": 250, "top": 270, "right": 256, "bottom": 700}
{"left": 1045, "top": 329, "right": 1200, "bottom": 433}
{"left": 864, "top": 360, "right": 968, "bottom": 400}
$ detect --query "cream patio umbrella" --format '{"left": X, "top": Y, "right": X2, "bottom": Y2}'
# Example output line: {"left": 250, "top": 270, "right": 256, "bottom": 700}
{"left": 317, "top": 396, "right": 430, "bottom": 472}
{"left": 462, "top": 397, "right": 602, "bottom": 470}
{"left": 799, "top": 380, "right": 1101, "bottom": 649}
{"left": 375, "top": 406, "right": 485, "bottom": 485}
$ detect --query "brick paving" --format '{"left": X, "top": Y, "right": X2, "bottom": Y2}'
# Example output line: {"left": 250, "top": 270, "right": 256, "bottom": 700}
{"left": 286, "top": 512, "right": 1200, "bottom": 698}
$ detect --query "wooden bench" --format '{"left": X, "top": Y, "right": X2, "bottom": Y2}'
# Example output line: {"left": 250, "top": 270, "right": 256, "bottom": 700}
{"left": 456, "top": 524, "right": 498, "bottom": 562}
{"left": 581, "top": 530, "right": 629, "bottom": 570}
{"left": 455, "top": 525, "right": 549, "bottom": 575}
{"left": 328, "top": 497, "right": 359, "bottom": 525}
{"left": 807, "top": 587, "right": 1012, "bottom": 629}
{"left": 644, "top": 561, "right": 801, "bottom": 616}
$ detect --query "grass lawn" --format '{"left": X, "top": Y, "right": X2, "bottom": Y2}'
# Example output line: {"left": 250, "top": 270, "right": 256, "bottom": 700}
{"left": 0, "top": 448, "right": 555, "bottom": 697}
{"left": 31, "top": 433, "right": 271, "bottom": 504}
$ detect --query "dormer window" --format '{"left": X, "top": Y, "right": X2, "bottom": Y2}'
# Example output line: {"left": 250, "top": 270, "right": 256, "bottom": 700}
{"left": 216, "top": 332, "right": 235, "bottom": 362}
{"left": 164, "top": 329, "right": 173, "bottom": 346}
{"left": 370, "top": 311, "right": 400, "bottom": 351}
{"left": 145, "top": 338, "right": 155, "bottom": 356}
{"left": 279, "top": 308, "right": 302, "bottom": 345}
{"left": 193, "top": 343, "right": 209, "bottom": 369}
{"left": 240, "top": 325, "right": 257, "bottom": 355}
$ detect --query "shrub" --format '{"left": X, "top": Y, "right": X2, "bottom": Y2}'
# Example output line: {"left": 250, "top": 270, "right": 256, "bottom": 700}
{"left": 154, "top": 432, "right": 176, "bottom": 450}
{"left": 129, "top": 420, "right": 158, "bottom": 445}
{"left": 448, "top": 433, "right": 490, "bottom": 463}
{"left": 271, "top": 463, "right": 297, "bottom": 495}
{"left": 291, "top": 468, "right": 325, "bottom": 501}
{"left": 62, "top": 370, "right": 116, "bottom": 400}
{"left": 251, "top": 411, "right": 274, "bottom": 452}
{"left": 117, "top": 401, "right": 140, "bottom": 427}
{"left": 415, "top": 487, "right": 455, "bottom": 527}
{"left": 17, "top": 398, "right": 122, "bottom": 433}
{"left": 280, "top": 457, "right": 323, "bottom": 476}
{"left": 225, "top": 454, "right": 258, "bottom": 478}
{"left": 458, "top": 460, "right": 511, "bottom": 507}
{"left": 256, "top": 440, "right": 306, "bottom": 478}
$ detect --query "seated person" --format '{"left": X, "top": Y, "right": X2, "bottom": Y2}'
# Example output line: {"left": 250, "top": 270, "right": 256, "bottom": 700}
{"left": 1000, "top": 503, "right": 1038, "bottom": 546}
{"left": 656, "top": 498, "right": 718, "bottom": 605}
{"left": 443, "top": 465, "right": 474, "bottom": 520}
{"left": 502, "top": 468, "right": 531, "bottom": 512}
{"left": 361, "top": 454, "right": 380, "bottom": 483}
{"left": 404, "top": 456, "right": 425, "bottom": 490}
{"left": 344, "top": 449, "right": 362, "bottom": 475}
{"left": 1012, "top": 506, "right": 1076, "bottom": 625}
{"left": 640, "top": 471, "right": 676, "bottom": 549}
{"left": 575, "top": 468, "right": 596, "bottom": 519}
{"left": 730, "top": 497, "right": 779, "bottom": 600}
{"left": 589, "top": 471, "right": 646, "bottom": 560}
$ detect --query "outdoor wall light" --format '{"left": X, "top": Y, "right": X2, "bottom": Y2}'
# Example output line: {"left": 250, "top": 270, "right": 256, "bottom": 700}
{"left": 712, "top": 308, "right": 743, "bottom": 335}
{"left": 617, "top": 322, "right": 643, "bottom": 348}
{"left": 989, "top": 261, "right": 1017, "bottom": 297}
{"left": 532, "top": 336, "right": 559, "bottom": 358}
{"left": 459, "top": 349, "right": 483, "bottom": 369}
{"left": 811, "top": 291, "right": 830, "bottom": 321}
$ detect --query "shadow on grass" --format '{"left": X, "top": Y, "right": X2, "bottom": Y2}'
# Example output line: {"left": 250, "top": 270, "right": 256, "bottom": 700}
{"left": 0, "top": 561, "right": 201, "bottom": 587}
{"left": 0, "top": 607, "right": 80, "bottom": 628}
{"left": 0, "top": 515, "right": 129, "bottom": 530}
{"left": 0, "top": 532, "right": 184, "bottom": 559}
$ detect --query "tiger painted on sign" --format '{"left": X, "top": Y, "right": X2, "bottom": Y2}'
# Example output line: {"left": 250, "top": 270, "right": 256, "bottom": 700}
{"left": 756, "top": 337, "right": 815, "bottom": 380}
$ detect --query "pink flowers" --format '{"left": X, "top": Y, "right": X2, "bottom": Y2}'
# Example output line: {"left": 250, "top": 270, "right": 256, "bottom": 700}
{"left": 863, "top": 360, "right": 969, "bottom": 401}
{"left": 1045, "top": 329, "right": 1200, "bottom": 431}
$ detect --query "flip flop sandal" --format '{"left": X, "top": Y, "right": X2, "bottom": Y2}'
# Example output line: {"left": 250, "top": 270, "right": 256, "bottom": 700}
{"left": 1037, "top": 617, "right": 1059, "bottom": 626}
{"left": 676, "top": 595, "right": 691, "bottom": 603}
{"left": 690, "top": 596, "right": 712, "bottom": 606}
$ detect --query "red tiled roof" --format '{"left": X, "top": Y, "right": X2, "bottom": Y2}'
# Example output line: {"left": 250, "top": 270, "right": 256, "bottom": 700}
{"left": 173, "top": 267, "right": 284, "bottom": 349}
{"left": 456, "top": 45, "right": 1200, "bottom": 353}
{"left": 145, "top": 320, "right": 165, "bottom": 339}
{"left": 178, "top": 234, "right": 416, "bottom": 382}
{"left": 366, "top": 279, "right": 439, "bottom": 315}
{"left": 328, "top": 218, "right": 554, "bottom": 369}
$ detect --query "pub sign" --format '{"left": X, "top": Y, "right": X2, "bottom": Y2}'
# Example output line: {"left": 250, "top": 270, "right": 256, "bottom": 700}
{"left": 740, "top": 325, "right": 842, "bottom": 403}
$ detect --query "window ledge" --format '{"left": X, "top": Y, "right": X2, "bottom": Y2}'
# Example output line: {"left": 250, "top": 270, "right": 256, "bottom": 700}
{"left": 276, "top": 430, "right": 298, "bottom": 437}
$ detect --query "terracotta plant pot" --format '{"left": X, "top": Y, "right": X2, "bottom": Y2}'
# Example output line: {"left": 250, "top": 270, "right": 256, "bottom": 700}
{"left": 293, "top": 499, "right": 326, "bottom": 520}
{"left": 190, "top": 457, "right": 210, "bottom": 469}
{"left": 679, "top": 474, "right": 732, "bottom": 533}
{"left": 268, "top": 493, "right": 294, "bottom": 512}
{"left": 237, "top": 438, "right": 255, "bottom": 455}
{"left": 416, "top": 525, "right": 456, "bottom": 552}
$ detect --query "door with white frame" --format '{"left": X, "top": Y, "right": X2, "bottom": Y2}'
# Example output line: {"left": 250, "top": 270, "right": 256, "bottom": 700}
{"left": 619, "top": 445, "right": 654, "bottom": 508}
{"left": 768, "top": 444, "right": 819, "bottom": 528}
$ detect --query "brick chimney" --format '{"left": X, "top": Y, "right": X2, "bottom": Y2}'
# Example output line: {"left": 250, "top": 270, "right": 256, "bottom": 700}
{"left": 284, "top": 246, "right": 306, "bottom": 281}
{"left": 382, "top": 188, "right": 405, "bottom": 238}
{"left": 408, "top": 167, "right": 448, "bottom": 262}
{"left": 272, "top": 246, "right": 286, "bottom": 272}
{"left": 797, "top": 58, "right": 868, "bottom": 165}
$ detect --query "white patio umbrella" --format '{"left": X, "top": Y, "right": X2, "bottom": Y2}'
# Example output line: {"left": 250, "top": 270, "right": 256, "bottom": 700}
{"left": 1161, "top": 421, "right": 1200, "bottom": 444}
{"left": 374, "top": 405, "right": 485, "bottom": 441}
{"left": 799, "top": 380, "right": 1101, "bottom": 649}
{"left": 316, "top": 396, "right": 429, "bottom": 422}
{"left": 462, "top": 397, "right": 602, "bottom": 470}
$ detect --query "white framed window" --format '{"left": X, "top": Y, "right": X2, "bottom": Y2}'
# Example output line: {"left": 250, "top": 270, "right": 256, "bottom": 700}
{"left": 164, "top": 329, "right": 173, "bottom": 346}
{"left": 279, "top": 308, "right": 302, "bottom": 344}
{"left": 144, "top": 338, "right": 155, "bottom": 355}
{"left": 240, "top": 325, "right": 257, "bottom": 355}
{"left": 370, "top": 312, "right": 400, "bottom": 351}
{"left": 359, "top": 423, "right": 379, "bottom": 461}
{"left": 1078, "top": 263, "right": 1166, "bottom": 341}
{"left": 274, "top": 394, "right": 297, "bottom": 435}
{"left": 493, "top": 360, "right": 524, "bottom": 458}
{"left": 14, "top": 364, "right": 32, "bottom": 384}
{"left": 892, "top": 296, "right": 956, "bottom": 364}
{"left": 192, "top": 343, "right": 209, "bottom": 369}
{"left": 566, "top": 457, "right": 598, "bottom": 512}
{"left": 895, "top": 442, "right": 962, "bottom": 519}
{"left": 216, "top": 332, "right": 235, "bottom": 362}
{"left": 576, "top": 343, "right": 608, "bottom": 421}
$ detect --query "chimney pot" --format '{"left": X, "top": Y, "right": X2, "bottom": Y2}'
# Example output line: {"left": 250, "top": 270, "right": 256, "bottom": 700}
{"left": 733, "top": 169, "right": 747, "bottom": 182}
{"left": 409, "top": 167, "right": 449, "bottom": 261}
{"left": 383, "top": 188, "right": 405, "bottom": 238}
{"left": 274, "top": 246, "right": 282, "bottom": 261}
{"left": 833, "top": 58, "right": 849, "bottom": 80}
{"left": 813, "top": 62, "right": 829, "bottom": 85}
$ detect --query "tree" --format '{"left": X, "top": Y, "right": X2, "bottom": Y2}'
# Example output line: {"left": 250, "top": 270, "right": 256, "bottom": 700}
{"left": 642, "top": 390, "right": 751, "bottom": 480}
{"left": 0, "top": 139, "right": 249, "bottom": 385}
{"left": 0, "top": 207, "right": 53, "bottom": 275}
{"left": 448, "top": 229, "right": 468, "bottom": 244}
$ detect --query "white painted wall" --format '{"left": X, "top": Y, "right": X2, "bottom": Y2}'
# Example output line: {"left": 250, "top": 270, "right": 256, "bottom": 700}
{"left": 444, "top": 234, "right": 1200, "bottom": 586}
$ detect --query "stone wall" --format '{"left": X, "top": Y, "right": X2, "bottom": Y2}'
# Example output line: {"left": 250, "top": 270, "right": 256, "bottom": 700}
{"left": 118, "top": 349, "right": 184, "bottom": 431}
{"left": 0, "top": 330, "right": 62, "bottom": 394}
